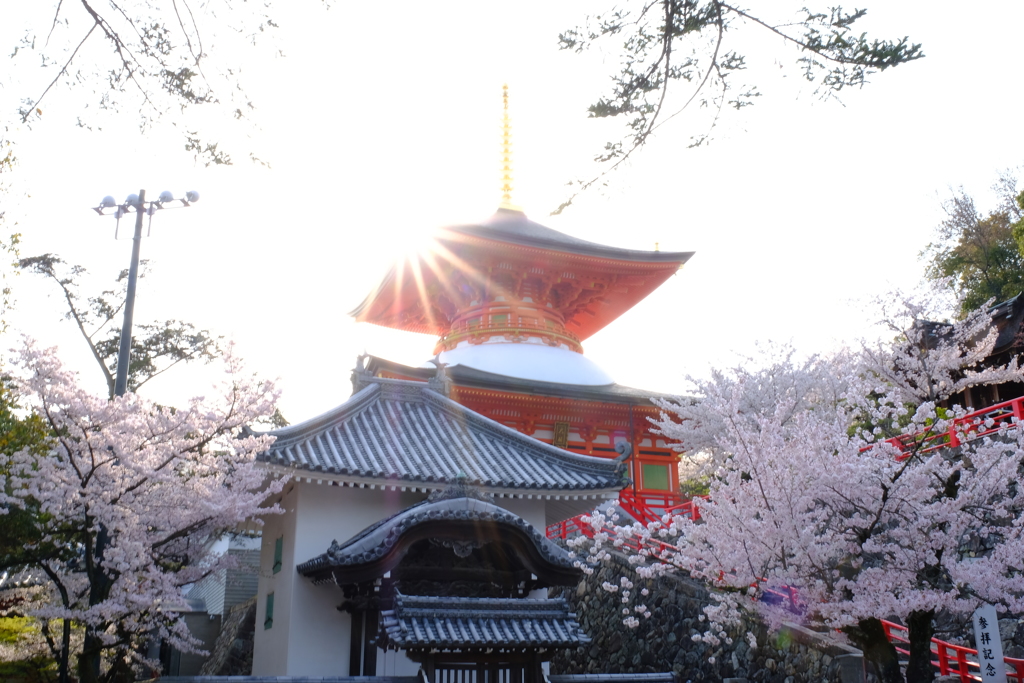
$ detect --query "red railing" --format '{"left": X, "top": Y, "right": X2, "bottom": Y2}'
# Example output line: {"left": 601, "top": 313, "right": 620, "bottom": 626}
{"left": 876, "top": 395, "right": 1024, "bottom": 459}
{"left": 882, "top": 619, "right": 1024, "bottom": 683}
{"left": 545, "top": 397, "right": 1024, "bottom": 680}
{"left": 619, "top": 490, "right": 683, "bottom": 525}
{"left": 545, "top": 492, "right": 705, "bottom": 540}
{"left": 553, "top": 393, "right": 1024, "bottom": 541}
{"left": 545, "top": 514, "right": 595, "bottom": 541}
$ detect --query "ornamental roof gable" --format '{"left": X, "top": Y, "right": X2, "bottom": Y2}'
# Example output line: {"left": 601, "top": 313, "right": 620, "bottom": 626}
{"left": 297, "top": 493, "right": 580, "bottom": 587}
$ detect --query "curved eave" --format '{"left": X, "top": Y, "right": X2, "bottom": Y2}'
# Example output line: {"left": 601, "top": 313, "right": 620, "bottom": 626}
{"left": 440, "top": 220, "right": 693, "bottom": 265}
{"left": 251, "top": 382, "right": 381, "bottom": 444}
{"left": 252, "top": 378, "right": 627, "bottom": 493}
{"left": 257, "top": 461, "right": 625, "bottom": 500}
{"left": 349, "top": 233, "right": 691, "bottom": 340}
{"left": 297, "top": 516, "right": 581, "bottom": 587}
{"left": 367, "top": 355, "right": 678, "bottom": 405}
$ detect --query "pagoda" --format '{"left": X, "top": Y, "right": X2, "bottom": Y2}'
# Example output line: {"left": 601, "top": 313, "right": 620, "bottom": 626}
{"left": 246, "top": 88, "right": 692, "bottom": 680}
{"left": 349, "top": 88, "right": 693, "bottom": 517}
{"left": 351, "top": 206, "right": 692, "bottom": 513}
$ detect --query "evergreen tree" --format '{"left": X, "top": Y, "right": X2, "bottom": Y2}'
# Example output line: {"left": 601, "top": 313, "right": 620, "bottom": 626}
{"left": 923, "top": 171, "right": 1024, "bottom": 317}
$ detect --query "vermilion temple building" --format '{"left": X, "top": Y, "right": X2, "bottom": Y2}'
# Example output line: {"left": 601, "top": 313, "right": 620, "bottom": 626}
{"left": 248, "top": 202, "right": 692, "bottom": 679}
{"left": 353, "top": 206, "right": 693, "bottom": 502}
{"left": 247, "top": 84, "right": 692, "bottom": 678}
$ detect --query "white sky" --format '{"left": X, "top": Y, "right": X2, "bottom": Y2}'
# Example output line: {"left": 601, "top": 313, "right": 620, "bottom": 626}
{"left": 3, "top": 1, "right": 1024, "bottom": 422}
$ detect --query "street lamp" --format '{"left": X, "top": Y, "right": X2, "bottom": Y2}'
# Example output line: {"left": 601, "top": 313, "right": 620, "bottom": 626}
{"left": 93, "top": 189, "right": 199, "bottom": 397}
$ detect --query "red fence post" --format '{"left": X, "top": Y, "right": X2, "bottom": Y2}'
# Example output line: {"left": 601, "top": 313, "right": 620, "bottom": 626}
{"left": 955, "top": 648, "right": 970, "bottom": 683}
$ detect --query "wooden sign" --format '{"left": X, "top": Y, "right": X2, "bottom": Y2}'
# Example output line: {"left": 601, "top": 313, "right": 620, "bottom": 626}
{"left": 552, "top": 422, "right": 570, "bottom": 448}
{"left": 972, "top": 603, "right": 1007, "bottom": 683}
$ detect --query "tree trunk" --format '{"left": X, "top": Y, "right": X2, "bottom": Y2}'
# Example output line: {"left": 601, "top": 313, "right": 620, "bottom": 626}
{"left": 905, "top": 609, "right": 936, "bottom": 683}
{"left": 78, "top": 632, "right": 105, "bottom": 683}
{"left": 59, "top": 617, "right": 71, "bottom": 683}
{"left": 37, "top": 565, "right": 73, "bottom": 683}
{"left": 80, "top": 523, "right": 113, "bottom": 683}
{"left": 846, "top": 617, "right": 904, "bottom": 683}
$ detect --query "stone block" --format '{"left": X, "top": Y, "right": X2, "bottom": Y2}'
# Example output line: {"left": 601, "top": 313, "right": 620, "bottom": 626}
{"left": 834, "top": 654, "right": 864, "bottom": 683}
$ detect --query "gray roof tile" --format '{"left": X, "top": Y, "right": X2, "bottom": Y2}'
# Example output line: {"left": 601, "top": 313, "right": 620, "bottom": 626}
{"left": 380, "top": 593, "right": 590, "bottom": 650}
{"left": 256, "top": 378, "right": 626, "bottom": 494}
{"left": 296, "top": 495, "right": 577, "bottom": 579}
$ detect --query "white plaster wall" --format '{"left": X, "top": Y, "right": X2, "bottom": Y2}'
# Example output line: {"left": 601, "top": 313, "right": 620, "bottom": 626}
{"left": 252, "top": 482, "right": 298, "bottom": 675}
{"left": 377, "top": 645, "right": 422, "bottom": 676}
{"left": 253, "top": 480, "right": 562, "bottom": 677}
{"left": 283, "top": 482, "right": 427, "bottom": 676}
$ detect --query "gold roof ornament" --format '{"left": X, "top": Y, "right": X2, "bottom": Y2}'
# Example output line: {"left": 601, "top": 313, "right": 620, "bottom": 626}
{"left": 499, "top": 84, "right": 519, "bottom": 211}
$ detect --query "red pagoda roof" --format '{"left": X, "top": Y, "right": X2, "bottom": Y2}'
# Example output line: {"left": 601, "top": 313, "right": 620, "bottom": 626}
{"left": 350, "top": 209, "right": 693, "bottom": 342}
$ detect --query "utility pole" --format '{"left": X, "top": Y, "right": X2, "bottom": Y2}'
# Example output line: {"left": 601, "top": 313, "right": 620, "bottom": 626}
{"left": 94, "top": 188, "right": 199, "bottom": 397}
{"left": 114, "top": 188, "right": 146, "bottom": 396}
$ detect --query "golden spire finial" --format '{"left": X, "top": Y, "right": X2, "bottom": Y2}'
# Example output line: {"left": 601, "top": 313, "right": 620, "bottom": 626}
{"left": 499, "top": 83, "right": 517, "bottom": 211}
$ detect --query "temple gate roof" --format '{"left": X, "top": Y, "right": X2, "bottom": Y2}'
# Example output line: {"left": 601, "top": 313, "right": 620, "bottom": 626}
{"left": 380, "top": 593, "right": 590, "bottom": 651}
{"left": 297, "top": 491, "right": 581, "bottom": 588}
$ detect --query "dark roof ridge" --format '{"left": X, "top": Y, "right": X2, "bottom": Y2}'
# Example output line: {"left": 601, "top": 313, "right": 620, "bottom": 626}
{"left": 393, "top": 591, "right": 575, "bottom": 613}
{"left": 252, "top": 382, "right": 381, "bottom": 443}
{"left": 365, "top": 354, "right": 681, "bottom": 404}
{"left": 254, "top": 376, "right": 434, "bottom": 445}
{"left": 253, "top": 375, "right": 628, "bottom": 495}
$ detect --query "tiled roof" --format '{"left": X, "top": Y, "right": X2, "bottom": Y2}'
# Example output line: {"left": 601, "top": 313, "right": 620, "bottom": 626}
{"left": 150, "top": 678, "right": 421, "bottom": 683}
{"left": 255, "top": 378, "right": 626, "bottom": 495}
{"left": 296, "top": 494, "right": 578, "bottom": 584}
{"left": 550, "top": 675, "right": 679, "bottom": 683}
{"left": 349, "top": 210, "right": 693, "bottom": 341}
{"left": 443, "top": 208, "right": 694, "bottom": 265}
{"left": 0, "top": 567, "right": 44, "bottom": 591}
{"left": 365, "top": 355, "right": 678, "bottom": 404}
{"left": 380, "top": 593, "right": 591, "bottom": 650}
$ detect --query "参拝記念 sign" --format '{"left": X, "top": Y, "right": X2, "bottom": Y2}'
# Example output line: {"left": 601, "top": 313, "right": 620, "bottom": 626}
{"left": 972, "top": 603, "right": 1007, "bottom": 683}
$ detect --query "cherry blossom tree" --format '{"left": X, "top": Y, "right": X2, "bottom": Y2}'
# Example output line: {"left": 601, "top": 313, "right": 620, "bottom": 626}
{"left": 0, "top": 339, "right": 284, "bottom": 683}
{"left": 573, "top": 292, "right": 1024, "bottom": 683}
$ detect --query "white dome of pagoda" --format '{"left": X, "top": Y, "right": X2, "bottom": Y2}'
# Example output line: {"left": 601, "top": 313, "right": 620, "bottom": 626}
{"left": 435, "top": 343, "right": 615, "bottom": 386}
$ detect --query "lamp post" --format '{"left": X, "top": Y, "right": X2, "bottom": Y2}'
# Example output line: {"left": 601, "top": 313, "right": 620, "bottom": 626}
{"left": 94, "top": 189, "right": 199, "bottom": 397}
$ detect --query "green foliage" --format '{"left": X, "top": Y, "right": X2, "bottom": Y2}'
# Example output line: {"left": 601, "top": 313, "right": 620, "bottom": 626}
{"left": 0, "top": 380, "right": 59, "bottom": 574}
{"left": 0, "top": 616, "right": 60, "bottom": 683}
{"left": 17, "top": 254, "right": 221, "bottom": 398}
{"left": 554, "top": 1, "right": 923, "bottom": 213}
{"left": 0, "top": 382, "right": 48, "bottom": 460}
{"left": 0, "top": 616, "right": 37, "bottom": 644}
{"left": 0, "top": 656, "right": 57, "bottom": 683}
{"left": 923, "top": 172, "right": 1024, "bottom": 318}
{"left": 678, "top": 475, "right": 710, "bottom": 498}
{"left": 1010, "top": 190, "right": 1024, "bottom": 256}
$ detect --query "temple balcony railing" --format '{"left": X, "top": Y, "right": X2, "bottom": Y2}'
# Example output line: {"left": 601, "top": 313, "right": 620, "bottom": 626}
{"left": 436, "top": 320, "right": 583, "bottom": 353}
{"left": 546, "top": 396, "right": 1024, "bottom": 683}
{"left": 872, "top": 395, "right": 1024, "bottom": 459}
